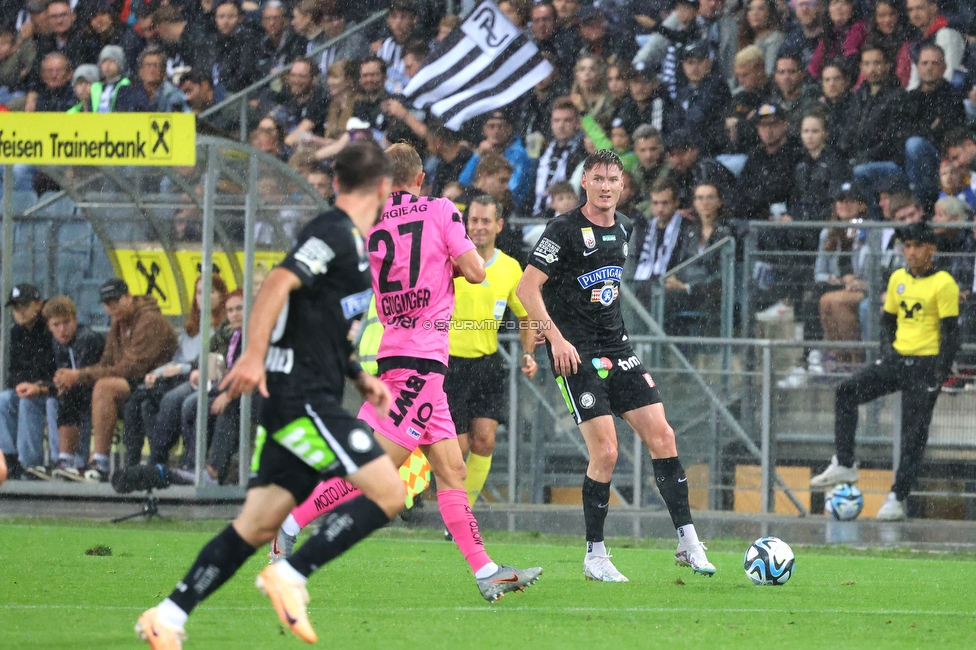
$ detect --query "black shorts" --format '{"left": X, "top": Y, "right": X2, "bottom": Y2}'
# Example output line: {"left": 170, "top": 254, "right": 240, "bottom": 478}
{"left": 445, "top": 353, "right": 507, "bottom": 432}
{"left": 249, "top": 393, "right": 384, "bottom": 505}
{"left": 57, "top": 386, "right": 91, "bottom": 427}
{"left": 552, "top": 348, "right": 661, "bottom": 424}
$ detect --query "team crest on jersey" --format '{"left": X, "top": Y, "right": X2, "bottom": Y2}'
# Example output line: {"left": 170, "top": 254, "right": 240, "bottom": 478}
{"left": 581, "top": 227, "right": 596, "bottom": 249}
{"left": 590, "top": 283, "right": 619, "bottom": 305}
{"left": 897, "top": 283, "right": 905, "bottom": 294}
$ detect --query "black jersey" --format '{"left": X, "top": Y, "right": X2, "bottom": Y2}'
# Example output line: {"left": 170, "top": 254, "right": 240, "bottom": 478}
{"left": 265, "top": 208, "right": 373, "bottom": 404}
{"left": 528, "top": 208, "right": 633, "bottom": 353}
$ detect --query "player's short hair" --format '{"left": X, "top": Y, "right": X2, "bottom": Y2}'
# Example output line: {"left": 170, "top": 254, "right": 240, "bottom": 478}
{"left": 889, "top": 191, "right": 920, "bottom": 216}
{"left": 470, "top": 194, "right": 503, "bottom": 220}
{"left": 582, "top": 149, "right": 623, "bottom": 174}
{"left": 650, "top": 177, "right": 678, "bottom": 199}
{"left": 42, "top": 296, "right": 77, "bottom": 322}
{"left": 385, "top": 143, "right": 423, "bottom": 187}
{"left": 333, "top": 141, "right": 392, "bottom": 194}
{"left": 474, "top": 153, "right": 513, "bottom": 180}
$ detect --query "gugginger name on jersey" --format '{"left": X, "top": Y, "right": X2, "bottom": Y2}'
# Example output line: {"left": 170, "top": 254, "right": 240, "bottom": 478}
{"left": 380, "top": 288, "right": 431, "bottom": 317}
{"left": 577, "top": 265, "right": 623, "bottom": 289}
{"left": 382, "top": 203, "right": 428, "bottom": 220}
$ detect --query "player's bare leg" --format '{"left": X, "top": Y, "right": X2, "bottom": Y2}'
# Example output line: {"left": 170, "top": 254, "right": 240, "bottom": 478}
{"left": 577, "top": 415, "right": 628, "bottom": 582}
{"left": 622, "top": 403, "right": 715, "bottom": 576}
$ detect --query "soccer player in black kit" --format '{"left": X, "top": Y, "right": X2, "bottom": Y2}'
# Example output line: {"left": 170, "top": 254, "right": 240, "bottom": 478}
{"left": 136, "top": 142, "right": 406, "bottom": 648}
{"left": 517, "top": 149, "right": 715, "bottom": 582}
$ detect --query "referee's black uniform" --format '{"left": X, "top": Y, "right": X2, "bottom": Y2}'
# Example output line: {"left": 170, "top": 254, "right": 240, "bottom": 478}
{"left": 833, "top": 224, "right": 959, "bottom": 503}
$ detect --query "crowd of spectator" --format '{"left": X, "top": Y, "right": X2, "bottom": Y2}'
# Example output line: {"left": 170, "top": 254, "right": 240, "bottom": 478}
{"left": 5, "top": 0, "right": 976, "bottom": 397}
{"left": 0, "top": 275, "right": 254, "bottom": 484}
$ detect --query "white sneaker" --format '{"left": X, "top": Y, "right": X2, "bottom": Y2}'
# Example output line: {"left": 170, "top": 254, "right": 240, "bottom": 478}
{"left": 876, "top": 492, "right": 907, "bottom": 521}
{"left": 583, "top": 553, "right": 629, "bottom": 582}
{"left": 807, "top": 350, "right": 825, "bottom": 376}
{"left": 777, "top": 366, "right": 807, "bottom": 389}
{"left": 810, "top": 455, "right": 859, "bottom": 488}
{"left": 675, "top": 542, "right": 716, "bottom": 576}
{"left": 756, "top": 300, "right": 794, "bottom": 322}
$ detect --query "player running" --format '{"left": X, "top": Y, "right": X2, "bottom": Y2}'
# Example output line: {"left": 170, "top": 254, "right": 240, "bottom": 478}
{"left": 516, "top": 149, "right": 714, "bottom": 583}
{"left": 272, "top": 143, "right": 542, "bottom": 601}
{"left": 136, "top": 142, "right": 407, "bottom": 648}
{"left": 448, "top": 194, "right": 538, "bottom": 507}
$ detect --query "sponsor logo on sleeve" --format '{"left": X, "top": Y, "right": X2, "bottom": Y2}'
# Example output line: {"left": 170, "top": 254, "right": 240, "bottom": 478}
{"left": 617, "top": 355, "right": 640, "bottom": 371}
{"left": 533, "top": 237, "right": 560, "bottom": 264}
{"left": 602, "top": 234, "right": 616, "bottom": 241}
{"left": 293, "top": 237, "right": 335, "bottom": 276}
{"left": 581, "top": 227, "right": 596, "bottom": 249}
{"left": 643, "top": 372, "right": 656, "bottom": 388}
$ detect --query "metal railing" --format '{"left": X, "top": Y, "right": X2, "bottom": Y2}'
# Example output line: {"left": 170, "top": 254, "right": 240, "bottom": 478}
{"left": 200, "top": 11, "right": 389, "bottom": 142}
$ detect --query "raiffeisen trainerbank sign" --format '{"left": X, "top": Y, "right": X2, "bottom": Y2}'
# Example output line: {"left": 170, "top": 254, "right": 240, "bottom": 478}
{"left": 0, "top": 113, "right": 196, "bottom": 166}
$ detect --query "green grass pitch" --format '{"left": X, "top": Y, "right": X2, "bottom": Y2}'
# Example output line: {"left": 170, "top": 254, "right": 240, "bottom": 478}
{"left": 2, "top": 518, "right": 975, "bottom": 649}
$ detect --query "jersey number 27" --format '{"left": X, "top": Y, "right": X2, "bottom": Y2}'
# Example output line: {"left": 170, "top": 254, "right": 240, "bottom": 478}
{"left": 369, "top": 221, "right": 424, "bottom": 293}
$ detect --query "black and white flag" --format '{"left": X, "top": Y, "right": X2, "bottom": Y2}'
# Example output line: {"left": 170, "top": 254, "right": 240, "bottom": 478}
{"left": 403, "top": 0, "right": 553, "bottom": 130}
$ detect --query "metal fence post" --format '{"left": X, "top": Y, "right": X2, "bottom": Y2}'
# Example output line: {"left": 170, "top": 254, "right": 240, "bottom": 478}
{"left": 239, "top": 153, "right": 259, "bottom": 486}
{"left": 760, "top": 344, "right": 772, "bottom": 514}
{"left": 1, "top": 166, "right": 12, "bottom": 389}
{"left": 195, "top": 145, "right": 217, "bottom": 488}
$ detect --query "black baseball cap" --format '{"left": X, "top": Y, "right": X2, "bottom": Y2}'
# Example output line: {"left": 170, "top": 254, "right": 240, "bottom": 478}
{"left": 99, "top": 278, "right": 130, "bottom": 303}
{"left": 899, "top": 222, "right": 937, "bottom": 245}
{"left": 630, "top": 60, "right": 662, "bottom": 81}
{"left": 680, "top": 40, "right": 712, "bottom": 62}
{"left": 834, "top": 181, "right": 866, "bottom": 203}
{"left": 6, "top": 283, "right": 41, "bottom": 307}
{"left": 755, "top": 103, "right": 787, "bottom": 123}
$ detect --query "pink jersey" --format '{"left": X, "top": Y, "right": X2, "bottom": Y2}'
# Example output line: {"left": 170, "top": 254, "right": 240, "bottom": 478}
{"left": 368, "top": 191, "right": 475, "bottom": 365}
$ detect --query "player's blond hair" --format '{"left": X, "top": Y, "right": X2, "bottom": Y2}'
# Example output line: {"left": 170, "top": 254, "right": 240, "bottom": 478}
{"left": 386, "top": 143, "right": 423, "bottom": 188}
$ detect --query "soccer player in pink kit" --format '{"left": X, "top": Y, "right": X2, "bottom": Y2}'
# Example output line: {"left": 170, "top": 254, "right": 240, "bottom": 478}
{"left": 280, "top": 143, "right": 542, "bottom": 602}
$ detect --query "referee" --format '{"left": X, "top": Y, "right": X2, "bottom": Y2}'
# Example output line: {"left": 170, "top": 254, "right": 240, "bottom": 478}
{"left": 447, "top": 194, "right": 538, "bottom": 507}
{"left": 811, "top": 222, "right": 959, "bottom": 521}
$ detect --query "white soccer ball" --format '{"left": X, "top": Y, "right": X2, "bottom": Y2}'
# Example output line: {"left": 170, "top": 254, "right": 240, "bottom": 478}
{"left": 743, "top": 537, "right": 795, "bottom": 586}
{"left": 824, "top": 483, "right": 864, "bottom": 521}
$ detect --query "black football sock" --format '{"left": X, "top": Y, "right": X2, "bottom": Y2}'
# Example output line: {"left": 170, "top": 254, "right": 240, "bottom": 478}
{"left": 167, "top": 524, "right": 256, "bottom": 615}
{"left": 582, "top": 476, "right": 611, "bottom": 545}
{"left": 287, "top": 496, "right": 391, "bottom": 578}
{"left": 653, "top": 457, "right": 693, "bottom": 529}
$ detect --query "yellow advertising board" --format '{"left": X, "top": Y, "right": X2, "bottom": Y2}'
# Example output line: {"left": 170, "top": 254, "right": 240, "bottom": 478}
{"left": 115, "top": 248, "right": 286, "bottom": 316}
{"left": 0, "top": 113, "right": 196, "bottom": 166}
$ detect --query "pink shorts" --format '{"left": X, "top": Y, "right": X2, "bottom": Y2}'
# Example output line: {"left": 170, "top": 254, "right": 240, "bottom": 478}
{"left": 358, "top": 368, "right": 456, "bottom": 451}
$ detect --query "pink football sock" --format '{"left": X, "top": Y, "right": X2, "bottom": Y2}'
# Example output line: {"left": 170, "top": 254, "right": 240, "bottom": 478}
{"left": 438, "top": 488, "right": 493, "bottom": 574}
{"left": 291, "top": 477, "right": 361, "bottom": 529}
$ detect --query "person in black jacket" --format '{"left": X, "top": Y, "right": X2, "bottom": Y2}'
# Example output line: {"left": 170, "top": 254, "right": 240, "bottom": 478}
{"left": 256, "top": 1, "right": 307, "bottom": 79}
{"left": 664, "top": 128, "right": 736, "bottom": 211}
{"left": 668, "top": 40, "right": 732, "bottom": 157}
{"left": 904, "top": 43, "right": 967, "bottom": 208}
{"left": 211, "top": 0, "right": 261, "bottom": 95}
{"left": 734, "top": 104, "right": 803, "bottom": 221}
{"left": 0, "top": 284, "right": 56, "bottom": 480}
{"left": 845, "top": 44, "right": 909, "bottom": 216}
{"left": 40, "top": 296, "right": 105, "bottom": 481}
